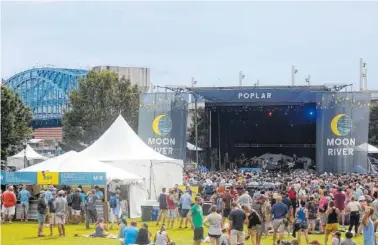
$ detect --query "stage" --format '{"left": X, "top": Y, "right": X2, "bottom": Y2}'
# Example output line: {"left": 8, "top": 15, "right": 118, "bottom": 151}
{"left": 190, "top": 86, "right": 372, "bottom": 173}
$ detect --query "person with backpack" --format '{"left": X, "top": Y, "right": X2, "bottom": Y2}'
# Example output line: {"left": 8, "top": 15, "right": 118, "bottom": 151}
{"left": 247, "top": 205, "right": 262, "bottom": 245}
{"left": 110, "top": 190, "right": 121, "bottom": 229}
{"left": 306, "top": 197, "right": 319, "bottom": 233}
{"left": 293, "top": 200, "right": 309, "bottom": 245}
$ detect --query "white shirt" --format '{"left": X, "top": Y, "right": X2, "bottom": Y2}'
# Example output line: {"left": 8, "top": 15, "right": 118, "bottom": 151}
{"left": 155, "top": 231, "right": 169, "bottom": 245}
{"left": 347, "top": 201, "right": 360, "bottom": 212}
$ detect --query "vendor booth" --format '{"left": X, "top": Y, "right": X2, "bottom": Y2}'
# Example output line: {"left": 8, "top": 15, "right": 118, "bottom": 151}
{"left": 19, "top": 151, "right": 146, "bottom": 218}
{"left": 80, "top": 115, "right": 184, "bottom": 199}
{"left": 7, "top": 144, "right": 48, "bottom": 170}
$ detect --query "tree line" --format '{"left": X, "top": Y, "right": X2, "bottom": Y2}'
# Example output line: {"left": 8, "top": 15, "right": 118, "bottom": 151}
{"left": 1, "top": 72, "right": 378, "bottom": 161}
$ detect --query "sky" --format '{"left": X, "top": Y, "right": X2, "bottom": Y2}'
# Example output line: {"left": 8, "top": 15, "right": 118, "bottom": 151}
{"left": 1, "top": 1, "right": 378, "bottom": 90}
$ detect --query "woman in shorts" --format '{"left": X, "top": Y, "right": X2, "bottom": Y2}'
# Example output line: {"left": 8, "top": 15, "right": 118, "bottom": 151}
{"left": 324, "top": 200, "right": 341, "bottom": 245}
{"left": 203, "top": 205, "right": 222, "bottom": 245}
{"left": 247, "top": 207, "right": 262, "bottom": 245}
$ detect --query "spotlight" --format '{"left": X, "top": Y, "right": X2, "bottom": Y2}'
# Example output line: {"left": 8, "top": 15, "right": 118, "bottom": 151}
{"left": 268, "top": 112, "right": 272, "bottom": 116}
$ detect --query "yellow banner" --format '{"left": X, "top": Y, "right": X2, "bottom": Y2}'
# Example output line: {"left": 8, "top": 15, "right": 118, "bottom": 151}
{"left": 178, "top": 185, "right": 199, "bottom": 203}
{"left": 37, "top": 171, "right": 59, "bottom": 185}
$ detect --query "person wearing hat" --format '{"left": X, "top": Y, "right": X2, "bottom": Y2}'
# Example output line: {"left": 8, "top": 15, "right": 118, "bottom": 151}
{"left": 37, "top": 191, "right": 47, "bottom": 237}
{"left": 55, "top": 190, "right": 67, "bottom": 236}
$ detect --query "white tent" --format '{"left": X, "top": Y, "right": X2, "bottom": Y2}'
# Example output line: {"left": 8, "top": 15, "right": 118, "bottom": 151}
{"left": 357, "top": 143, "right": 378, "bottom": 154}
{"left": 19, "top": 151, "right": 146, "bottom": 218}
{"left": 80, "top": 115, "right": 184, "bottom": 199}
{"left": 7, "top": 144, "right": 48, "bottom": 170}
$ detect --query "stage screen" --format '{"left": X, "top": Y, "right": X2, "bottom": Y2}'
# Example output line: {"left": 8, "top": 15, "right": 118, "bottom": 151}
{"left": 207, "top": 104, "right": 316, "bottom": 169}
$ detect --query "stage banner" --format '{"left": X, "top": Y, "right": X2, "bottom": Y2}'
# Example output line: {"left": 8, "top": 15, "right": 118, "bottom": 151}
{"left": 193, "top": 88, "right": 319, "bottom": 104}
{"left": 316, "top": 92, "right": 371, "bottom": 173}
{"left": 59, "top": 172, "right": 106, "bottom": 186}
{"left": 37, "top": 171, "right": 59, "bottom": 185}
{"left": 138, "top": 93, "right": 188, "bottom": 160}
{"left": 3, "top": 171, "right": 37, "bottom": 185}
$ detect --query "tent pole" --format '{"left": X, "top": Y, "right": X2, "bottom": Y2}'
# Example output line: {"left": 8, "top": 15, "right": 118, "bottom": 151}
{"left": 218, "top": 111, "right": 221, "bottom": 170}
{"left": 104, "top": 184, "right": 108, "bottom": 223}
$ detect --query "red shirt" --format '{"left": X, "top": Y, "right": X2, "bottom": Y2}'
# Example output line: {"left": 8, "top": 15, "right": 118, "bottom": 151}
{"left": 167, "top": 195, "right": 176, "bottom": 210}
{"left": 2, "top": 191, "right": 16, "bottom": 208}
{"left": 334, "top": 192, "right": 346, "bottom": 210}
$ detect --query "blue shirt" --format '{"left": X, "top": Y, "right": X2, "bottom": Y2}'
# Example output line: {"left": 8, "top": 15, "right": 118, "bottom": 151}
{"left": 180, "top": 193, "right": 192, "bottom": 210}
{"left": 272, "top": 202, "right": 288, "bottom": 219}
{"left": 96, "top": 191, "right": 104, "bottom": 199}
{"left": 19, "top": 189, "right": 30, "bottom": 205}
{"left": 80, "top": 193, "right": 87, "bottom": 204}
{"left": 45, "top": 190, "right": 53, "bottom": 202}
{"left": 123, "top": 226, "right": 139, "bottom": 245}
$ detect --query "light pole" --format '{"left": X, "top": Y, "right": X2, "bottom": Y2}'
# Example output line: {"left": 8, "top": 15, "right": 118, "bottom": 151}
{"left": 23, "top": 141, "right": 27, "bottom": 169}
{"left": 291, "top": 65, "right": 298, "bottom": 86}
{"left": 54, "top": 140, "right": 59, "bottom": 156}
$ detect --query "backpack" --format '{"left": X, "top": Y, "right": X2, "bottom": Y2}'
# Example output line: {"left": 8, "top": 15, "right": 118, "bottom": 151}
{"left": 205, "top": 184, "right": 215, "bottom": 195}
{"left": 110, "top": 196, "right": 117, "bottom": 209}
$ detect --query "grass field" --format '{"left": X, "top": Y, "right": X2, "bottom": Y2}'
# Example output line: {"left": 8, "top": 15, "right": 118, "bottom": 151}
{"left": 0, "top": 221, "right": 370, "bottom": 245}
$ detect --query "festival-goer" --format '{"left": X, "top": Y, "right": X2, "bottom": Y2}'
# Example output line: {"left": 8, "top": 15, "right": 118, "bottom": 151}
{"left": 18, "top": 185, "right": 30, "bottom": 222}
{"left": 334, "top": 187, "right": 346, "bottom": 229}
{"left": 71, "top": 188, "right": 82, "bottom": 224}
{"left": 117, "top": 218, "right": 127, "bottom": 242}
{"left": 203, "top": 205, "right": 222, "bottom": 245}
{"left": 222, "top": 189, "right": 233, "bottom": 223}
{"left": 347, "top": 196, "right": 361, "bottom": 235}
{"left": 156, "top": 188, "right": 168, "bottom": 226}
{"left": 48, "top": 191, "right": 57, "bottom": 236}
{"left": 37, "top": 191, "right": 47, "bottom": 237}
{"left": 89, "top": 218, "right": 109, "bottom": 237}
{"left": 331, "top": 231, "right": 343, "bottom": 245}
{"left": 167, "top": 189, "right": 177, "bottom": 229}
{"left": 55, "top": 190, "right": 67, "bottom": 237}
{"left": 229, "top": 202, "right": 246, "bottom": 245}
{"left": 123, "top": 221, "right": 139, "bottom": 245}
{"left": 154, "top": 224, "right": 173, "bottom": 245}
{"left": 361, "top": 208, "right": 375, "bottom": 245}
{"left": 324, "top": 200, "right": 341, "bottom": 245}
{"left": 339, "top": 232, "right": 356, "bottom": 245}
{"left": 247, "top": 203, "right": 262, "bottom": 245}
{"left": 85, "top": 189, "right": 98, "bottom": 229}
{"left": 271, "top": 196, "right": 288, "bottom": 245}
{"left": 95, "top": 186, "right": 104, "bottom": 200}
{"left": 188, "top": 196, "right": 204, "bottom": 245}
{"left": 294, "top": 200, "right": 309, "bottom": 245}
{"left": 1, "top": 185, "right": 17, "bottom": 224}
{"left": 135, "top": 223, "right": 151, "bottom": 245}
{"left": 179, "top": 189, "right": 192, "bottom": 228}
{"left": 110, "top": 190, "right": 121, "bottom": 229}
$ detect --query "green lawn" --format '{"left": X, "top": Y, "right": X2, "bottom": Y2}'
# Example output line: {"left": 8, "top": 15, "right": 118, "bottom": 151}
{"left": 0, "top": 221, "right": 369, "bottom": 245}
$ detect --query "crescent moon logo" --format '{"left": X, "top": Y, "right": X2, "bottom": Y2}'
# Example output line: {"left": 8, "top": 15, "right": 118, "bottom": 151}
{"left": 330, "top": 114, "right": 352, "bottom": 137}
{"left": 152, "top": 114, "right": 172, "bottom": 136}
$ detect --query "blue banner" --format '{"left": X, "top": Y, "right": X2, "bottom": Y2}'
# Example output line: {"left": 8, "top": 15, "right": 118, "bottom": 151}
{"left": 4, "top": 172, "right": 37, "bottom": 185}
{"left": 193, "top": 88, "right": 322, "bottom": 104}
{"left": 0, "top": 171, "right": 5, "bottom": 184}
{"left": 316, "top": 92, "right": 371, "bottom": 173}
{"left": 239, "top": 168, "right": 261, "bottom": 173}
{"left": 59, "top": 172, "right": 106, "bottom": 185}
{"left": 138, "top": 93, "right": 188, "bottom": 160}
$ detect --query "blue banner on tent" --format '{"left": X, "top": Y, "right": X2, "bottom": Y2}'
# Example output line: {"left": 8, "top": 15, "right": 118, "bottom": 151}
{"left": 0, "top": 171, "right": 6, "bottom": 184}
{"left": 239, "top": 168, "right": 261, "bottom": 173}
{"left": 60, "top": 172, "right": 106, "bottom": 185}
{"left": 4, "top": 172, "right": 37, "bottom": 185}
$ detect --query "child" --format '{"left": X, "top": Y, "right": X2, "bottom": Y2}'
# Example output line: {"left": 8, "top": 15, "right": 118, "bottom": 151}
{"left": 332, "top": 231, "right": 343, "bottom": 245}
{"left": 220, "top": 225, "right": 230, "bottom": 245}
{"left": 340, "top": 232, "right": 356, "bottom": 245}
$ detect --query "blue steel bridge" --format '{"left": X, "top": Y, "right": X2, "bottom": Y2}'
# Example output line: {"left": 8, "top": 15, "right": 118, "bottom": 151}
{"left": 3, "top": 68, "right": 88, "bottom": 128}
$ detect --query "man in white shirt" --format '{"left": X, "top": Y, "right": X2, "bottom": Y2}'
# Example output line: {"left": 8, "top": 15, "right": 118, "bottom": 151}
{"left": 237, "top": 191, "right": 253, "bottom": 210}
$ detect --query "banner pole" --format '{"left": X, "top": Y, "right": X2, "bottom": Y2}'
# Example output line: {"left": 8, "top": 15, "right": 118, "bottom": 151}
{"left": 195, "top": 96, "right": 199, "bottom": 165}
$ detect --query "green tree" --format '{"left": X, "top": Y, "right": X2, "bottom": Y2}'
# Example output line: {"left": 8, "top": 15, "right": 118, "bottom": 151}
{"left": 62, "top": 71, "right": 139, "bottom": 150}
{"left": 187, "top": 106, "right": 207, "bottom": 149}
{"left": 1, "top": 85, "right": 33, "bottom": 160}
{"left": 369, "top": 101, "right": 378, "bottom": 146}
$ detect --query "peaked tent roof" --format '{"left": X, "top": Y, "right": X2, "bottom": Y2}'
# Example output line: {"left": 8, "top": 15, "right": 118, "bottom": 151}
{"left": 357, "top": 143, "right": 378, "bottom": 153}
{"left": 19, "top": 151, "right": 143, "bottom": 183}
{"left": 8, "top": 144, "right": 48, "bottom": 160}
{"left": 80, "top": 115, "right": 178, "bottom": 161}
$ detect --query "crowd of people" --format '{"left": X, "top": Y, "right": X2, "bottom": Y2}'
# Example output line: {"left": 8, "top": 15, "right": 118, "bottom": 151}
{"left": 1, "top": 169, "right": 378, "bottom": 245}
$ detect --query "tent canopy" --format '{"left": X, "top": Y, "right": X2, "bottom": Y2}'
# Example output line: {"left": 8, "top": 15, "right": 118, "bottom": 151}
{"left": 357, "top": 143, "right": 378, "bottom": 154}
{"left": 81, "top": 115, "right": 181, "bottom": 162}
{"left": 8, "top": 145, "right": 47, "bottom": 160}
{"left": 19, "top": 151, "right": 143, "bottom": 183}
